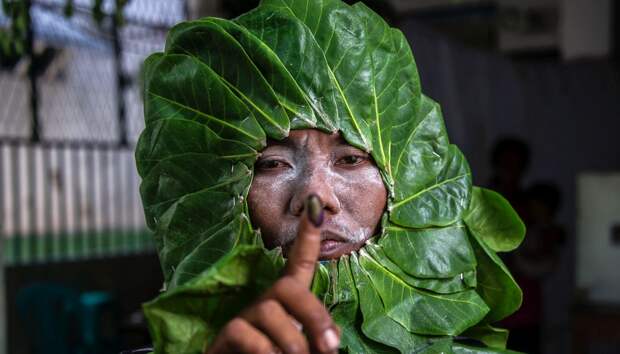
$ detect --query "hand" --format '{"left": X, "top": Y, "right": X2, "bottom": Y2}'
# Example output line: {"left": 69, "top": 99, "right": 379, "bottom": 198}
{"left": 206, "top": 195, "right": 340, "bottom": 354}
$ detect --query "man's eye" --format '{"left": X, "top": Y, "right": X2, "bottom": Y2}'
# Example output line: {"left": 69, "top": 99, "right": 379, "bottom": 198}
{"left": 336, "top": 155, "right": 367, "bottom": 166}
{"left": 256, "top": 159, "right": 288, "bottom": 170}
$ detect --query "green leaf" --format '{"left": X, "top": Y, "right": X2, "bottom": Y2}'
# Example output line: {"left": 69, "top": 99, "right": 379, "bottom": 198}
{"left": 365, "top": 242, "right": 476, "bottom": 294}
{"left": 390, "top": 144, "right": 472, "bottom": 228}
{"left": 452, "top": 343, "right": 522, "bottom": 354}
{"left": 135, "top": 118, "right": 258, "bottom": 178}
{"left": 468, "top": 232, "right": 522, "bottom": 323}
{"left": 143, "top": 53, "right": 266, "bottom": 150}
{"left": 350, "top": 253, "right": 438, "bottom": 352}
{"left": 358, "top": 248, "right": 489, "bottom": 336}
{"left": 461, "top": 324, "right": 509, "bottom": 349}
{"left": 63, "top": 0, "right": 74, "bottom": 18}
{"left": 165, "top": 19, "right": 290, "bottom": 139}
{"left": 390, "top": 95, "right": 448, "bottom": 201}
{"left": 331, "top": 257, "right": 396, "bottom": 353}
{"left": 92, "top": 0, "right": 104, "bottom": 25}
{"left": 144, "top": 246, "right": 282, "bottom": 354}
{"left": 236, "top": 7, "right": 340, "bottom": 132}
{"left": 465, "top": 187, "right": 525, "bottom": 252}
{"left": 148, "top": 184, "right": 251, "bottom": 285}
{"left": 211, "top": 18, "right": 319, "bottom": 129}
{"left": 379, "top": 224, "right": 476, "bottom": 279}
{"left": 169, "top": 213, "right": 256, "bottom": 288}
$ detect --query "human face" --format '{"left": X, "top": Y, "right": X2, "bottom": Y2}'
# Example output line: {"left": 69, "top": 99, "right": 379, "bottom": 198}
{"left": 247, "top": 129, "right": 388, "bottom": 260}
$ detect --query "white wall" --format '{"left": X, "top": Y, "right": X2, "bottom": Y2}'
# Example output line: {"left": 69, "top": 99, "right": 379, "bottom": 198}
{"left": 577, "top": 174, "right": 620, "bottom": 303}
{"left": 561, "top": 0, "right": 612, "bottom": 59}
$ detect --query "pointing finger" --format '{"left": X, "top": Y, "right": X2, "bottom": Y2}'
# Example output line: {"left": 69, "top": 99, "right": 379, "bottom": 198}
{"left": 284, "top": 194, "right": 323, "bottom": 287}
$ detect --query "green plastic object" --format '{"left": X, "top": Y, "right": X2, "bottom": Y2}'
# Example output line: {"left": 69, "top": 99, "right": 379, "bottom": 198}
{"left": 135, "top": 0, "right": 526, "bottom": 352}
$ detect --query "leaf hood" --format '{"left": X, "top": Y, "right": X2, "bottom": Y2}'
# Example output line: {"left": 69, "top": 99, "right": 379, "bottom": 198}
{"left": 136, "top": 1, "right": 525, "bottom": 353}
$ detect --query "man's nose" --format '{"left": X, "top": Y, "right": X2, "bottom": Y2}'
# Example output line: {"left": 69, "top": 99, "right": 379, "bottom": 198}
{"left": 289, "top": 164, "right": 341, "bottom": 217}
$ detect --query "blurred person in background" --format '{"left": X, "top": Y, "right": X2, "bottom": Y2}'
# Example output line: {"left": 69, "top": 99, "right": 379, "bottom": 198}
{"left": 488, "top": 138, "right": 565, "bottom": 353}
{"left": 488, "top": 137, "right": 530, "bottom": 215}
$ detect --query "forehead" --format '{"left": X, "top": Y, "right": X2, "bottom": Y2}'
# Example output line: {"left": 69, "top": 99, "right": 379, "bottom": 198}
{"left": 266, "top": 129, "right": 354, "bottom": 151}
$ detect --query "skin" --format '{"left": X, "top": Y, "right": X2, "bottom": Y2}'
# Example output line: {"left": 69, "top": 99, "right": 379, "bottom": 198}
{"left": 207, "top": 129, "right": 388, "bottom": 354}
{"left": 248, "top": 129, "right": 388, "bottom": 260}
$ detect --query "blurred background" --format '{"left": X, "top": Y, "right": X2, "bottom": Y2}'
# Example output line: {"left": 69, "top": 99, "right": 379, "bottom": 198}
{"left": 0, "top": 0, "right": 618, "bottom": 353}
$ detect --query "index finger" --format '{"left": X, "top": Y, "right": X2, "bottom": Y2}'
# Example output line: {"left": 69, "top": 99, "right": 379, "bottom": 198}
{"left": 284, "top": 194, "right": 323, "bottom": 287}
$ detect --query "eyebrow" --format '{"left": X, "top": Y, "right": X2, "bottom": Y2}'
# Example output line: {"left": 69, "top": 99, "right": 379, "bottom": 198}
{"left": 265, "top": 133, "right": 356, "bottom": 150}
{"left": 265, "top": 138, "right": 295, "bottom": 148}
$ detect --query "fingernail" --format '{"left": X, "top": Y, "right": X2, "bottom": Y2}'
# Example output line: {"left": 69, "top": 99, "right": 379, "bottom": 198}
{"left": 306, "top": 194, "right": 324, "bottom": 227}
{"left": 319, "top": 328, "right": 339, "bottom": 352}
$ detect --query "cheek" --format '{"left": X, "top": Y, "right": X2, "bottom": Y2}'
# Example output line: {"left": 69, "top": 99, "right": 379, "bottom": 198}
{"left": 337, "top": 167, "right": 387, "bottom": 230}
{"left": 247, "top": 174, "right": 294, "bottom": 247}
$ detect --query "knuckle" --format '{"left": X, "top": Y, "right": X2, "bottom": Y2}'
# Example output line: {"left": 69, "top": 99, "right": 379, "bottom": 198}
{"left": 224, "top": 318, "right": 246, "bottom": 335}
{"left": 251, "top": 342, "right": 273, "bottom": 354}
{"left": 309, "top": 311, "right": 331, "bottom": 328}
{"left": 295, "top": 259, "right": 316, "bottom": 271}
{"left": 257, "top": 299, "right": 280, "bottom": 317}
{"left": 274, "top": 276, "right": 299, "bottom": 294}
{"left": 305, "top": 306, "right": 333, "bottom": 331}
{"left": 284, "top": 339, "right": 308, "bottom": 354}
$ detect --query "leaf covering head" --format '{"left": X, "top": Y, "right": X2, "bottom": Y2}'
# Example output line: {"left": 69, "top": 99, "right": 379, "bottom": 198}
{"left": 136, "top": 0, "right": 526, "bottom": 353}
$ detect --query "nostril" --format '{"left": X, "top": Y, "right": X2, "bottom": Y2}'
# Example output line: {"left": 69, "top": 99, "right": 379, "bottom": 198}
{"left": 289, "top": 195, "right": 305, "bottom": 216}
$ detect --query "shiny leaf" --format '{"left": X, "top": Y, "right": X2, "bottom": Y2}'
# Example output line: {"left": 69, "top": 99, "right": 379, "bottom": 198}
{"left": 469, "top": 232, "right": 522, "bottom": 323}
{"left": 465, "top": 187, "right": 525, "bottom": 252}
{"left": 358, "top": 248, "right": 489, "bottom": 336}
{"left": 379, "top": 224, "right": 476, "bottom": 279}
{"left": 461, "top": 324, "right": 509, "bottom": 349}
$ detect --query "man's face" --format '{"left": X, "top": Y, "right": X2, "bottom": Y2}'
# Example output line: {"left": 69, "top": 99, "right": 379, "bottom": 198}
{"left": 248, "top": 129, "right": 387, "bottom": 260}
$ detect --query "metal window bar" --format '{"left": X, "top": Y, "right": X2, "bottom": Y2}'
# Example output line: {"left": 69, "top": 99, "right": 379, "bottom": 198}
{"left": 1, "top": 0, "right": 187, "bottom": 264}
{"left": 0, "top": 140, "right": 153, "bottom": 265}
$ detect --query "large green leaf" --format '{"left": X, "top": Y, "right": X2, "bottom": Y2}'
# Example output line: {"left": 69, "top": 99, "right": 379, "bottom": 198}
{"left": 153, "top": 190, "right": 246, "bottom": 284}
{"left": 379, "top": 224, "right": 476, "bottom": 279}
{"left": 468, "top": 232, "right": 522, "bottom": 323}
{"left": 461, "top": 324, "right": 509, "bottom": 349}
{"left": 358, "top": 248, "right": 489, "bottom": 336}
{"left": 143, "top": 53, "right": 266, "bottom": 150}
{"left": 365, "top": 242, "right": 476, "bottom": 294}
{"left": 452, "top": 343, "right": 521, "bottom": 354}
{"left": 135, "top": 118, "right": 258, "bottom": 178}
{"left": 390, "top": 144, "right": 472, "bottom": 228}
{"left": 169, "top": 213, "right": 256, "bottom": 288}
{"left": 143, "top": 246, "right": 282, "bottom": 354}
{"left": 165, "top": 20, "right": 291, "bottom": 139}
{"left": 330, "top": 257, "right": 396, "bottom": 353}
{"left": 465, "top": 187, "right": 525, "bottom": 252}
{"left": 350, "top": 253, "right": 441, "bottom": 352}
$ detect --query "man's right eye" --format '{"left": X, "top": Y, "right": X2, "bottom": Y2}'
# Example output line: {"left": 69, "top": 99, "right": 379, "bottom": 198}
{"left": 256, "top": 159, "right": 288, "bottom": 170}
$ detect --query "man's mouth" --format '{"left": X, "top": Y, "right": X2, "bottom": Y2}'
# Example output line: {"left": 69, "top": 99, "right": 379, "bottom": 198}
{"left": 280, "top": 226, "right": 367, "bottom": 260}
{"left": 319, "top": 230, "right": 360, "bottom": 260}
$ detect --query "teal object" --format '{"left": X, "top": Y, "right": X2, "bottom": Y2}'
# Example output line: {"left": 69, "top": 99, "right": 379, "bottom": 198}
{"left": 16, "top": 283, "right": 80, "bottom": 354}
{"left": 78, "top": 291, "right": 115, "bottom": 354}
{"left": 16, "top": 283, "right": 117, "bottom": 354}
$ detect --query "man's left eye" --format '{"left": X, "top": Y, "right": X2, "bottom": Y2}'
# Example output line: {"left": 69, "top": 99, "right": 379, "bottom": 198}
{"left": 336, "top": 155, "right": 367, "bottom": 166}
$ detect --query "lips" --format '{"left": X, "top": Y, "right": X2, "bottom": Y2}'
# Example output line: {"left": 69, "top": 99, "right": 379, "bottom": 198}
{"left": 318, "top": 230, "right": 359, "bottom": 260}
{"left": 280, "top": 226, "right": 365, "bottom": 260}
